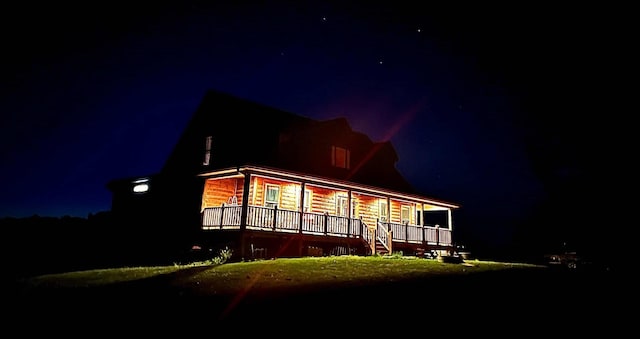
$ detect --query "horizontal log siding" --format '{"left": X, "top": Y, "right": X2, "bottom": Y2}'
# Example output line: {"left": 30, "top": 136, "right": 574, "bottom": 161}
{"left": 390, "top": 201, "right": 416, "bottom": 225}
{"left": 201, "top": 178, "right": 244, "bottom": 210}
{"left": 355, "top": 194, "right": 380, "bottom": 229}
{"left": 252, "top": 177, "right": 301, "bottom": 210}
{"left": 280, "top": 182, "right": 301, "bottom": 211}
{"left": 310, "top": 186, "right": 337, "bottom": 214}
{"left": 252, "top": 177, "right": 266, "bottom": 207}
{"left": 390, "top": 200, "right": 401, "bottom": 223}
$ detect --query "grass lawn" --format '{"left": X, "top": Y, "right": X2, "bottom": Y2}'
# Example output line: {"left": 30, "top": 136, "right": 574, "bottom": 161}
{"left": 17, "top": 255, "right": 540, "bottom": 292}
{"left": 11, "top": 255, "right": 622, "bottom": 333}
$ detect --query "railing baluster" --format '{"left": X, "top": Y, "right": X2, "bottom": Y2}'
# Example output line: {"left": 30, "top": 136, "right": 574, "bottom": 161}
{"left": 219, "top": 205, "right": 225, "bottom": 229}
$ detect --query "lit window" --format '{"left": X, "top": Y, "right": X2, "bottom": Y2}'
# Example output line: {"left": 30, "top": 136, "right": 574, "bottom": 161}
{"left": 379, "top": 200, "right": 388, "bottom": 222}
{"left": 351, "top": 200, "right": 358, "bottom": 218}
{"left": 336, "top": 195, "right": 348, "bottom": 216}
{"left": 331, "top": 146, "right": 350, "bottom": 169}
{"left": 303, "top": 189, "right": 312, "bottom": 212}
{"left": 401, "top": 205, "right": 411, "bottom": 224}
{"left": 265, "top": 184, "right": 280, "bottom": 208}
{"left": 203, "top": 136, "right": 212, "bottom": 165}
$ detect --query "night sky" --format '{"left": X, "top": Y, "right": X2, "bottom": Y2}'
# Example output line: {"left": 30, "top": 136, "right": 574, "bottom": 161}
{"left": 1, "top": 2, "right": 626, "bottom": 255}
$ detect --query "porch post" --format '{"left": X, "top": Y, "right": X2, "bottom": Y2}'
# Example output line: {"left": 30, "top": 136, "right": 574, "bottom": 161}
{"left": 347, "top": 190, "right": 352, "bottom": 237}
{"left": 219, "top": 204, "right": 225, "bottom": 229}
{"left": 386, "top": 197, "right": 391, "bottom": 223}
{"left": 273, "top": 205, "right": 278, "bottom": 231}
{"left": 371, "top": 227, "right": 376, "bottom": 255}
{"left": 239, "top": 172, "right": 252, "bottom": 259}
{"left": 405, "top": 221, "right": 409, "bottom": 243}
{"left": 298, "top": 182, "right": 306, "bottom": 256}
{"left": 323, "top": 212, "right": 328, "bottom": 235}
{"left": 299, "top": 182, "right": 306, "bottom": 234}
{"left": 388, "top": 231, "right": 393, "bottom": 255}
{"left": 421, "top": 203, "right": 425, "bottom": 245}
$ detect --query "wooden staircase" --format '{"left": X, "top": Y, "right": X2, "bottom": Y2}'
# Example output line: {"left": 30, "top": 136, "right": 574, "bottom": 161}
{"left": 375, "top": 238, "right": 389, "bottom": 255}
{"left": 362, "top": 223, "right": 391, "bottom": 256}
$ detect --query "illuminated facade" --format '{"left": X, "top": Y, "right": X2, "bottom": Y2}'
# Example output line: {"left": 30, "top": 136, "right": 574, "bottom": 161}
{"left": 107, "top": 90, "right": 459, "bottom": 260}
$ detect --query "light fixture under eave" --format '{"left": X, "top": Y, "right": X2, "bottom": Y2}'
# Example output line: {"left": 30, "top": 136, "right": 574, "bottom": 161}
{"left": 133, "top": 183, "right": 149, "bottom": 193}
{"left": 132, "top": 178, "right": 150, "bottom": 193}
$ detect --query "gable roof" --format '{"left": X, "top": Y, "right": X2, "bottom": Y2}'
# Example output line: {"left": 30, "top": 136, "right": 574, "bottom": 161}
{"left": 161, "top": 89, "right": 418, "bottom": 193}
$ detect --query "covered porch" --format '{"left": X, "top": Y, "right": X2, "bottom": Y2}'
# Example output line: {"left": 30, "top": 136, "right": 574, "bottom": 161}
{"left": 198, "top": 166, "right": 459, "bottom": 258}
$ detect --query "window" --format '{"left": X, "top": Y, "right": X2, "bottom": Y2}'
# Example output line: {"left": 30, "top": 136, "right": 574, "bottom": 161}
{"left": 302, "top": 189, "right": 312, "bottom": 212}
{"left": 202, "top": 136, "right": 212, "bottom": 165}
{"left": 379, "top": 200, "right": 388, "bottom": 222}
{"left": 336, "top": 195, "right": 348, "bottom": 216}
{"left": 351, "top": 200, "right": 358, "bottom": 218}
{"left": 331, "top": 146, "right": 350, "bottom": 169}
{"left": 265, "top": 184, "right": 280, "bottom": 208}
{"left": 401, "top": 205, "right": 411, "bottom": 224}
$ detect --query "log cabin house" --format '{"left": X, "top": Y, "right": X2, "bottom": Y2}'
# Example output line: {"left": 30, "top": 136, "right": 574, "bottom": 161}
{"left": 107, "top": 90, "right": 460, "bottom": 261}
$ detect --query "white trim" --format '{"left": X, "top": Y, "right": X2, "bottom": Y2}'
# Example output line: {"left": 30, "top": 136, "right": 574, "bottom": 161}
{"left": 264, "top": 183, "right": 280, "bottom": 208}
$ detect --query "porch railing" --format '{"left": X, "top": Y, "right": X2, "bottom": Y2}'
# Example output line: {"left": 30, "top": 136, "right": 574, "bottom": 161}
{"left": 386, "top": 221, "right": 451, "bottom": 246}
{"left": 376, "top": 221, "right": 391, "bottom": 253}
{"left": 203, "top": 206, "right": 363, "bottom": 238}
{"left": 202, "top": 206, "right": 452, "bottom": 247}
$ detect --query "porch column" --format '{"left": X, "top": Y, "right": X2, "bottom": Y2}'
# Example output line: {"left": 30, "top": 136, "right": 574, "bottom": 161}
{"left": 347, "top": 189, "right": 352, "bottom": 237}
{"left": 298, "top": 182, "right": 306, "bottom": 256}
{"left": 421, "top": 203, "right": 425, "bottom": 244}
{"left": 239, "top": 172, "right": 252, "bottom": 259}
{"left": 298, "top": 182, "right": 306, "bottom": 234}
{"left": 386, "top": 197, "right": 391, "bottom": 224}
{"left": 447, "top": 209, "right": 453, "bottom": 232}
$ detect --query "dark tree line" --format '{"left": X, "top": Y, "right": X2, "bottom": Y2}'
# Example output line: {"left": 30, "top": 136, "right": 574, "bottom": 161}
{"left": 5, "top": 211, "right": 195, "bottom": 279}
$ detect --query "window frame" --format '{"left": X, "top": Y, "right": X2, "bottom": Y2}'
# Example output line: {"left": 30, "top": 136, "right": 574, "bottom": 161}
{"left": 401, "top": 205, "right": 411, "bottom": 224}
{"left": 379, "top": 200, "right": 388, "bottom": 222}
{"left": 264, "top": 184, "right": 280, "bottom": 209}
{"left": 331, "top": 145, "right": 350, "bottom": 169}
{"left": 336, "top": 194, "right": 348, "bottom": 217}
{"left": 302, "top": 189, "right": 312, "bottom": 212}
{"left": 202, "top": 135, "right": 212, "bottom": 165}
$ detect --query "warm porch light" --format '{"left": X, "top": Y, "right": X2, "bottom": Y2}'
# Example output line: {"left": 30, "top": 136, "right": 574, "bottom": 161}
{"left": 132, "top": 178, "right": 149, "bottom": 193}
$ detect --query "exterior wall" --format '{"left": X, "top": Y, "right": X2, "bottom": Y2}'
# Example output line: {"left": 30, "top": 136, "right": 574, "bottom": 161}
{"left": 390, "top": 200, "right": 401, "bottom": 223}
{"left": 202, "top": 175, "right": 453, "bottom": 231}
{"left": 201, "top": 178, "right": 244, "bottom": 210}
{"left": 308, "top": 186, "right": 337, "bottom": 215}
{"left": 251, "top": 176, "right": 301, "bottom": 210}
{"left": 279, "top": 181, "right": 301, "bottom": 211}
{"left": 390, "top": 200, "right": 415, "bottom": 224}
{"left": 353, "top": 193, "right": 381, "bottom": 228}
